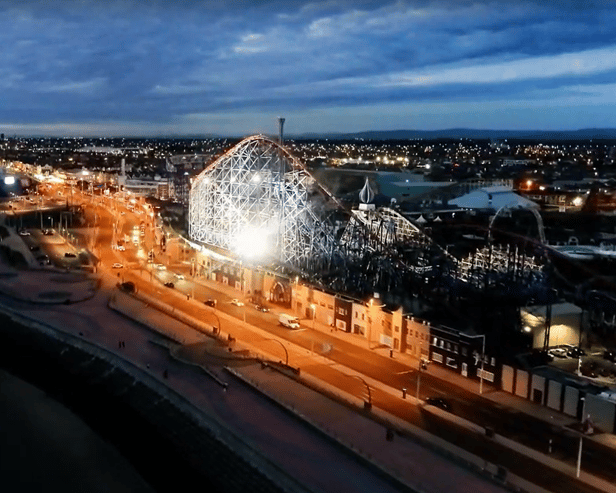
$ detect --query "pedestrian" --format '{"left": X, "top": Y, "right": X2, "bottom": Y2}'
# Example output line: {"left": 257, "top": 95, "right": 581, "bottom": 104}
{"left": 146, "top": 364, "right": 150, "bottom": 369}
{"left": 163, "top": 369, "right": 168, "bottom": 379}
{"left": 119, "top": 341, "right": 122, "bottom": 349}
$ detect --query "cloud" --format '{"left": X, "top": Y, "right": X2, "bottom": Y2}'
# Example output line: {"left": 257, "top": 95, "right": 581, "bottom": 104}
{"left": 377, "top": 46, "right": 616, "bottom": 88}
{"left": 1, "top": 0, "right": 616, "bottom": 134}
{"left": 37, "top": 77, "right": 107, "bottom": 94}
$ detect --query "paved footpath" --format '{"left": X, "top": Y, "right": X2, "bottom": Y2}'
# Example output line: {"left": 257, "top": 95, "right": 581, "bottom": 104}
{"left": 0, "top": 259, "right": 516, "bottom": 493}
{"left": 229, "top": 363, "right": 531, "bottom": 493}
{"left": 1, "top": 222, "right": 614, "bottom": 493}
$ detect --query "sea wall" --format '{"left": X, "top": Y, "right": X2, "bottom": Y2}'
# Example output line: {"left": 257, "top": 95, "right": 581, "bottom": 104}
{"left": 0, "top": 307, "right": 310, "bottom": 493}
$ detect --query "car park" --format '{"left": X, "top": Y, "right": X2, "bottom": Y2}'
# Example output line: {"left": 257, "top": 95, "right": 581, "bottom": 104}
{"left": 425, "top": 397, "right": 452, "bottom": 411}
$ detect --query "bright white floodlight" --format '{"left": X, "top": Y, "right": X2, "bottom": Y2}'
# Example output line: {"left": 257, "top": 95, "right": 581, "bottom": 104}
{"left": 4, "top": 176, "right": 15, "bottom": 185}
{"left": 234, "top": 226, "right": 271, "bottom": 260}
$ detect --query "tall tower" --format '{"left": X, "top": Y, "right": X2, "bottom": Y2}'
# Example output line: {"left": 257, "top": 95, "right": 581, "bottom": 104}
{"left": 118, "top": 158, "right": 127, "bottom": 191}
{"left": 278, "top": 117, "right": 285, "bottom": 145}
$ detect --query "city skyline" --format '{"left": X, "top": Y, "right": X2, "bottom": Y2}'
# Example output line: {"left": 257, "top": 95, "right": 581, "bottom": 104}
{"left": 2, "top": 0, "right": 616, "bottom": 137}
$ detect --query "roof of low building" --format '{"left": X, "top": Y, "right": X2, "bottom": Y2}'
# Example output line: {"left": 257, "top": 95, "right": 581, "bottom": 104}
{"left": 448, "top": 185, "right": 539, "bottom": 211}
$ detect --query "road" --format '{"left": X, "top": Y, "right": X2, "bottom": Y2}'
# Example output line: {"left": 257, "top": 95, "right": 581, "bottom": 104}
{"left": 40, "top": 183, "right": 616, "bottom": 493}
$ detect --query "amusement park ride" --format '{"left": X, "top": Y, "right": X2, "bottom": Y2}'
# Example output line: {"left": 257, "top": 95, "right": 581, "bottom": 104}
{"left": 188, "top": 135, "right": 548, "bottom": 306}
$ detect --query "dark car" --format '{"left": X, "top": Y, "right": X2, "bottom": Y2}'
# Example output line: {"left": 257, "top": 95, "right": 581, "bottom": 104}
{"left": 64, "top": 252, "right": 77, "bottom": 258}
{"left": 204, "top": 299, "right": 217, "bottom": 307}
{"left": 425, "top": 397, "right": 452, "bottom": 411}
{"left": 604, "top": 349, "right": 616, "bottom": 362}
{"left": 119, "top": 281, "right": 136, "bottom": 293}
{"left": 254, "top": 304, "right": 269, "bottom": 312}
{"left": 567, "top": 347, "right": 586, "bottom": 358}
{"left": 164, "top": 282, "right": 174, "bottom": 288}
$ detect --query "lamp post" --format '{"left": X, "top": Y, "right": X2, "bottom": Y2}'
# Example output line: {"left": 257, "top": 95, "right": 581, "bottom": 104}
{"left": 262, "top": 338, "right": 288, "bottom": 366}
{"left": 576, "top": 396, "right": 592, "bottom": 478}
{"left": 417, "top": 339, "right": 423, "bottom": 400}
{"left": 240, "top": 259, "right": 246, "bottom": 323}
{"left": 467, "top": 334, "right": 486, "bottom": 395}
{"left": 369, "top": 300, "right": 372, "bottom": 345}
{"left": 311, "top": 303, "right": 316, "bottom": 331}
{"left": 207, "top": 307, "right": 222, "bottom": 336}
{"left": 345, "top": 374, "right": 372, "bottom": 410}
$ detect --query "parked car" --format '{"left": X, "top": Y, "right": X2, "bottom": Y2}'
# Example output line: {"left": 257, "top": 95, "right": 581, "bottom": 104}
{"left": 64, "top": 252, "right": 77, "bottom": 258}
{"left": 204, "top": 299, "right": 217, "bottom": 307}
{"left": 567, "top": 347, "right": 586, "bottom": 358}
{"left": 112, "top": 263, "right": 123, "bottom": 269}
{"left": 164, "top": 282, "right": 174, "bottom": 288}
{"left": 549, "top": 348, "right": 567, "bottom": 358}
{"left": 230, "top": 299, "right": 244, "bottom": 306}
{"left": 425, "top": 397, "right": 452, "bottom": 411}
{"left": 254, "top": 304, "right": 269, "bottom": 312}
{"left": 604, "top": 349, "right": 616, "bottom": 362}
{"left": 18, "top": 230, "right": 30, "bottom": 236}
{"left": 118, "top": 281, "right": 136, "bottom": 293}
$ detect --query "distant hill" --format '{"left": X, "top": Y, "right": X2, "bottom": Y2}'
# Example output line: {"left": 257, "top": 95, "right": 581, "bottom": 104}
{"left": 295, "top": 128, "right": 616, "bottom": 141}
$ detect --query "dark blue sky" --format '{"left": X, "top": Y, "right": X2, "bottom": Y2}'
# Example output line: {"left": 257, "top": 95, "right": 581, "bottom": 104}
{"left": 2, "top": 0, "right": 616, "bottom": 136}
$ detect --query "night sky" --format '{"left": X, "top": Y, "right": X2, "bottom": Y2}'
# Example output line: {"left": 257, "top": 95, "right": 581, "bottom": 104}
{"left": 2, "top": 0, "right": 616, "bottom": 137}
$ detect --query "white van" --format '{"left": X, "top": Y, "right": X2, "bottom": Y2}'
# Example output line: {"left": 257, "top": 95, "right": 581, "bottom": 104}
{"left": 279, "top": 313, "right": 300, "bottom": 329}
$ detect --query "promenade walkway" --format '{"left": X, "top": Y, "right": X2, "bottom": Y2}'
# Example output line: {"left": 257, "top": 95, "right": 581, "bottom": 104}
{"left": 1, "top": 223, "right": 614, "bottom": 492}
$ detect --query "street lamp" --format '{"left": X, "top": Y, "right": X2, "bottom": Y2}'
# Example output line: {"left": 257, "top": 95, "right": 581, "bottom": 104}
{"left": 262, "top": 338, "right": 288, "bottom": 366}
{"left": 576, "top": 396, "right": 594, "bottom": 478}
{"left": 207, "top": 307, "right": 222, "bottom": 336}
{"left": 467, "top": 334, "right": 486, "bottom": 395}
{"left": 311, "top": 304, "right": 316, "bottom": 331}
{"left": 351, "top": 374, "right": 372, "bottom": 410}
{"left": 417, "top": 338, "right": 424, "bottom": 400}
